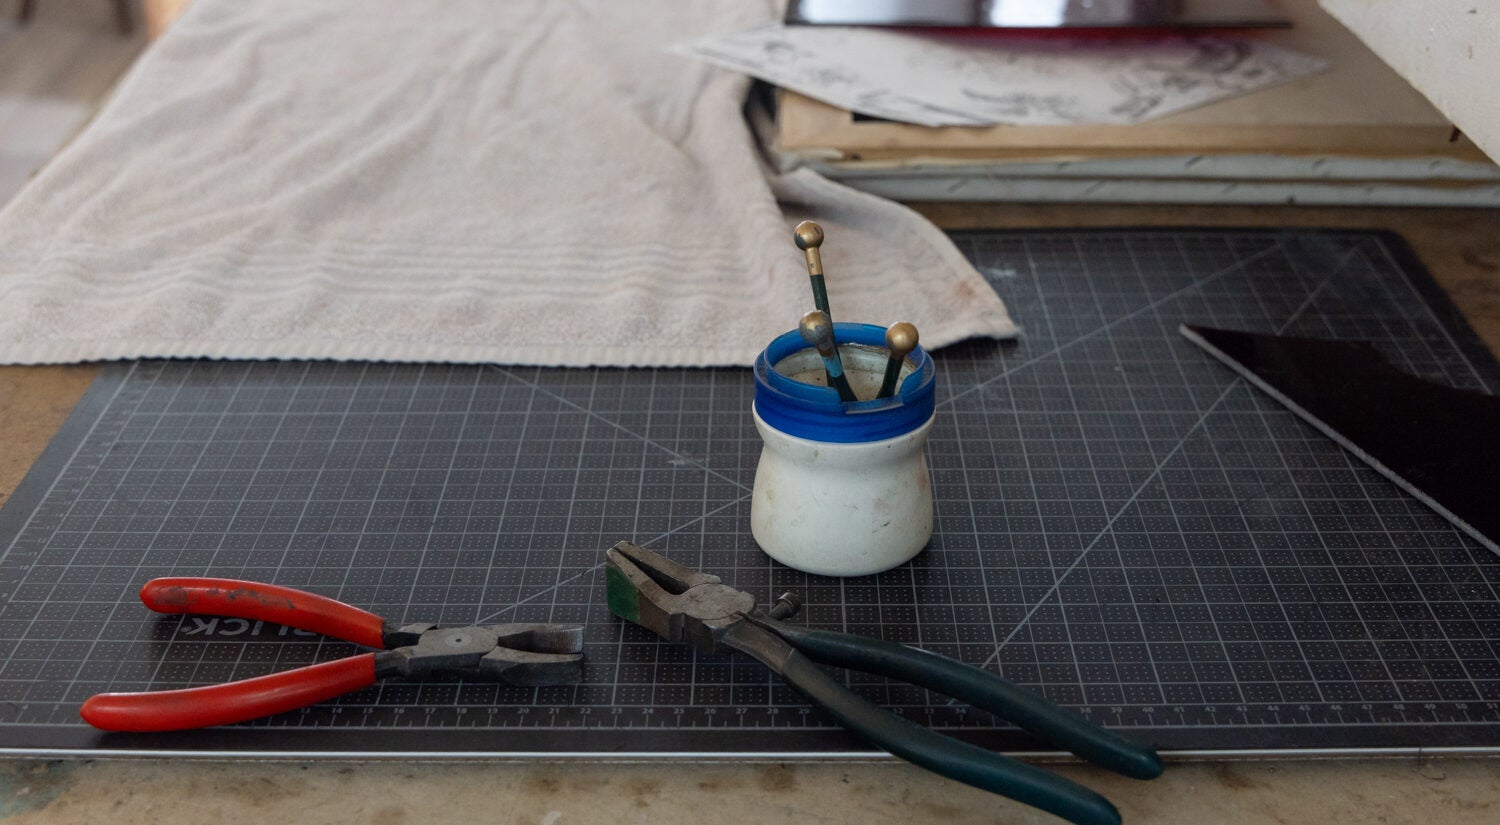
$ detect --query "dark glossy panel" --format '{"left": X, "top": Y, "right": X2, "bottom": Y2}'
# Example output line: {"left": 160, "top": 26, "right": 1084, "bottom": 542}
{"left": 1183, "top": 324, "right": 1500, "bottom": 552}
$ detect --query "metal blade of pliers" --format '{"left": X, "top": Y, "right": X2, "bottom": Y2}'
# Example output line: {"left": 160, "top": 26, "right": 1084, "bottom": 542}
{"left": 607, "top": 542, "right": 723, "bottom": 593}
{"left": 604, "top": 541, "right": 755, "bottom": 653}
{"left": 385, "top": 622, "right": 584, "bottom": 653}
{"left": 374, "top": 622, "right": 586, "bottom": 683}
{"left": 606, "top": 542, "right": 707, "bottom": 628}
{"left": 479, "top": 648, "right": 584, "bottom": 686}
{"left": 486, "top": 624, "right": 585, "bottom": 654}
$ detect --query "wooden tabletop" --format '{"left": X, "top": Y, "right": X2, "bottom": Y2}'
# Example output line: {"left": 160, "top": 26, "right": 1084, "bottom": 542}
{"left": 2, "top": 204, "right": 1499, "bottom": 824}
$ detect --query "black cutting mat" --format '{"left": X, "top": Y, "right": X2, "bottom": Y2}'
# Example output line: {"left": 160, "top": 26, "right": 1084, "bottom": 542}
{"left": 2, "top": 229, "right": 1498, "bottom": 756}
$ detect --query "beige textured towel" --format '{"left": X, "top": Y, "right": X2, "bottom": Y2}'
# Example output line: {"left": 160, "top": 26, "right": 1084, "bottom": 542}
{"left": 0, "top": 0, "right": 1014, "bottom": 366}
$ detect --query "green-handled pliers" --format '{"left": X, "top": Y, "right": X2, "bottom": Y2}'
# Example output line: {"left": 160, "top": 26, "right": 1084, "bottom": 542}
{"left": 605, "top": 542, "right": 1163, "bottom": 825}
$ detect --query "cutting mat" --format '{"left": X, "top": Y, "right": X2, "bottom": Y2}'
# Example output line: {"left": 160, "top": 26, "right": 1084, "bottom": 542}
{"left": 2, "top": 229, "right": 1498, "bottom": 757}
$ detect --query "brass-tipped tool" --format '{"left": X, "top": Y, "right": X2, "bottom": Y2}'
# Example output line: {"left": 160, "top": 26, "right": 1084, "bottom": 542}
{"left": 799, "top": 310, "right": 858, "bottom": 402}
{"left": 876, "top": 322, "right": 919, "bottom": 399}
{"left": 794, "top": 221, "right": 833, "bottom": 322}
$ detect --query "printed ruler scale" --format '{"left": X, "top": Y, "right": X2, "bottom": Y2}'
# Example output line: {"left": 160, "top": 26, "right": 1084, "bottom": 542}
{"left": 0, "top": 229, "right": 1497, "bottom": 756}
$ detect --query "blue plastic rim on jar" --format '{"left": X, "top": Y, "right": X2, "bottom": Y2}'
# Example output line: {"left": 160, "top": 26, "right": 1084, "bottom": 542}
{"left": 753, "top": 322, "right": 936, "bottom": 444}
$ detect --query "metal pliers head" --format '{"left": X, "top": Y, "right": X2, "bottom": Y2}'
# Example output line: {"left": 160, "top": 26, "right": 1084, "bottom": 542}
{"left": 604, "top": 541, "right": 755, "bottom": 654}
{"left": 378, "top": 622, "right": 585, "bottom": 686}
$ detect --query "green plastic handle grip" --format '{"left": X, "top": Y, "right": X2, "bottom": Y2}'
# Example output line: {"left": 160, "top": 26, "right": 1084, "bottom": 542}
{"left": 775, "top": 625, "right": 1163, "bottom": 780}
{"left": 779, "top": 651, "right": 1122, "bottom": 825}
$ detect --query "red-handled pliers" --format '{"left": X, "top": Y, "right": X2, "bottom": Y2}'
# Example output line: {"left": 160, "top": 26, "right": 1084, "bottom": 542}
{"left": 81, "top": 577, "right": 585, "bottom": 732}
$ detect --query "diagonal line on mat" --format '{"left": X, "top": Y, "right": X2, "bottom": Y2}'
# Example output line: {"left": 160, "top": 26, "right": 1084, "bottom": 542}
{"left": 969, "top": 380, "right": 1243, "bottom": 672}
{"left": 489, "top": 365, "right": 751, "bottom": 493}
{"left": 942, "top": 243, "right": 1283, "bottom": 410}
{"left": 972, "top": 266, "right": 1341, "bottom": 674}
{"left": 470, "top": 492, "right": 752, "bottom": 625}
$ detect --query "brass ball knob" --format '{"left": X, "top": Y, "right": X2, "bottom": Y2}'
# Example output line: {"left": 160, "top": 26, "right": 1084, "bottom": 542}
{"left": 798, "top": 310, "right": 834, "bottom": 353}
{"left": 885, "top": 322, "right": 919, "bottom": 356}
{"left": 793, "top": 221, "right": 824, "bottom": 251}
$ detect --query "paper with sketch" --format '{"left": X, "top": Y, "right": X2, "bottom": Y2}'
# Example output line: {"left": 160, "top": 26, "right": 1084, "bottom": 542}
{"left": 676, "top": 25, "right": 1328, "bottom": 127}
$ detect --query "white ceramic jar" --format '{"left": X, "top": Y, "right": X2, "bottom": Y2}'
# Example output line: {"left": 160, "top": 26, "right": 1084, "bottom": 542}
{"left": 750, "top": 323, "right": 936, "bottom": 577}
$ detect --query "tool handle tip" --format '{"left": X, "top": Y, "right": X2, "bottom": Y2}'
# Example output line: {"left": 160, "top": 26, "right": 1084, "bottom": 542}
{"left": 885, "top": 322, "right": 919, "bottom": 356}
{"left": 793, "top": 221, "right": 824, "bottom": 250}
{"left": 799, "top": 310, "right": 833, "bottom": 349}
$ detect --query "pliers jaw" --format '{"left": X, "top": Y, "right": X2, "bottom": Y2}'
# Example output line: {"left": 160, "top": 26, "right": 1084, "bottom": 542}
{"left": 604, "top": 541, "right": 756, "bottom": 654}
{"left": 375, "top": 623, "right": 585, "bottom": 685}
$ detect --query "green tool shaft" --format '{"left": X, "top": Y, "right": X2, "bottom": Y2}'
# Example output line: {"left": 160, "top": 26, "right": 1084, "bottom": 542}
{"left": 876, "top": 357, "right": 903, "bottom": 399}
{"left": 809, "top": 275, "right": 831, "bottom": 322}
{"left": 811, "top": 276, "right": 838, "bottom": 383}
{"left": 800, "top": 309, "right": 857, "bottom": 403}
{"left": 795, "top": 221, "right": 834, "bottom": 331}
{"left": 876, "top": 322, "right": 918, "bottom": 400}
{"left": 820, "top": 351, "right": 858, "bottom": 403}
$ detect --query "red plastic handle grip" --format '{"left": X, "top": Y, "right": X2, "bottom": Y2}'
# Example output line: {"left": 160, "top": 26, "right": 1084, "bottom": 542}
{"left": 81, "top": 653, "right": 378, "bottom": 732}
{"left": 140, "top": 578, "right": 387, "bottom": 649}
